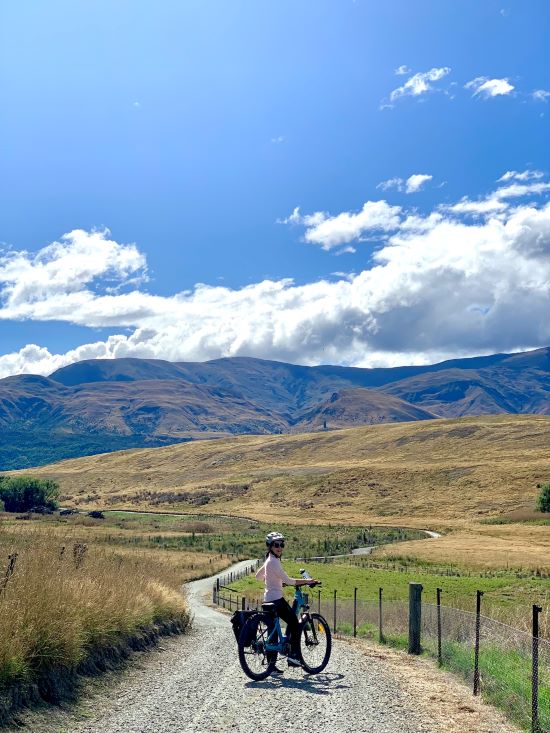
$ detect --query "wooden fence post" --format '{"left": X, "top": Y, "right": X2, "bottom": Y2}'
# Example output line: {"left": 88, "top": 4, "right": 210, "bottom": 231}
{"left": 408, "top": 582, "right": 423, "bottom": 654}
{"left": 473, "top": 590, "right": 484, "bottom": 695}
{"left": 379, "top": 587, "right": 384, "bottom": 643}
{"left": 532, "top": 604, "right": 542, "bottom": 733}
{"left": 436, "top": 588, "right": 442, "bottom": 666}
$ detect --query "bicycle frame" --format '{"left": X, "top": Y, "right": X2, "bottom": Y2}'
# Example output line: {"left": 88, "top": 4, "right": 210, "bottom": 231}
{"left": 263, "top": 587, "right": 307, "bottom": 653}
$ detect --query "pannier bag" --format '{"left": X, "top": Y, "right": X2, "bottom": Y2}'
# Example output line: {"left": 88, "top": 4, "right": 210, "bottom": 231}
{"left": 230, "top": 610, "right": 258, "bottom": 645}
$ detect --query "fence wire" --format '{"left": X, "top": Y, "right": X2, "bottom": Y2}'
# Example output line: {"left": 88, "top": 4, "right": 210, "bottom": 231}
{"left": 539, "top": 637, "right": 550, "bottom": 733}
{"left": 216, "top": 570, "right": 549, "bottom": 733}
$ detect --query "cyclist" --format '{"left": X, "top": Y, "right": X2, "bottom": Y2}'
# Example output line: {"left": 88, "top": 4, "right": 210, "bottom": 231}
{"left": 255, "top": 531, "right": 318, "bottom": 669}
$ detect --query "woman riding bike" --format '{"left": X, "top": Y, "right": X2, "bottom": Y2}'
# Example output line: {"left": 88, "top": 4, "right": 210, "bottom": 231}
{"left": 255, "top": 531, "right": 318, "bottom": 670}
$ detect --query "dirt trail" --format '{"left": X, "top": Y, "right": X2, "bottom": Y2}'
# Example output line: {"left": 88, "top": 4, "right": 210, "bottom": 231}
{"left": 12, "top": 562, "right": 518, "bottom": 733}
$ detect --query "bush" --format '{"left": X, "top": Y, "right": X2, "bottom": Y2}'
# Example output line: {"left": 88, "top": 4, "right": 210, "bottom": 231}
{"left": 536, "top": 482, "right": 550, "bottom": 513}
{"left": 87, "top": 510, "right": 105, "bottom": 519}
{"left": 0, "top": 476, "right": 59, "bottom": 513}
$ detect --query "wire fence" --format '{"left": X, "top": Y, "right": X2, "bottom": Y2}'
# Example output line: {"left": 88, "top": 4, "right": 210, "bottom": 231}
{"left": 215, "top": 564, "right": 549, "bottom": 733}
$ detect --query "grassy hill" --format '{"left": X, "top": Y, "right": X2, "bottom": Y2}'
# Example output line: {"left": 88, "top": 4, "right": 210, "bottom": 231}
{"left": 10, "top": 414, "right": 550, "bottom": 571}
{"left": 23, "top": 414, "right": 548, "bottom": 521}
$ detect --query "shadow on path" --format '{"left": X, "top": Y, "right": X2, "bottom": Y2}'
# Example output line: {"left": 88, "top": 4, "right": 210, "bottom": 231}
{"left": 245, "top": 672, "right": 350, "bottom": 695}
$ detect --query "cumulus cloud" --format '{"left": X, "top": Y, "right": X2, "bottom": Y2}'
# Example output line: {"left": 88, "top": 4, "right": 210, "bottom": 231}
{"left": 284, "top": 202, "right": 402, "bottom": 250}
{"left": 394, "top": 65, "right": 411, "bottom": 76}
{"left": 533, "top": 89, "right": 550, "bottom": 102}
{"left": 405, "top": 174, "right": 433, "bottom": 193}
{"left": 2, "top": 178, "right": 550, "bottom": 378}
{"left": 0, "top": 229, "right": 147, "bottom": 318}
{"left": 465, "top": 76, "right": 514, "bottom": 98}
{"left": 388, "top": 67, "right": 451, "bottom": 103}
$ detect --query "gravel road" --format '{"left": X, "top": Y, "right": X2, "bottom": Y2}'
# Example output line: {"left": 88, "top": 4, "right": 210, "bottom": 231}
{"left": 17, "top": 561, "right": 516, "bottom": 733}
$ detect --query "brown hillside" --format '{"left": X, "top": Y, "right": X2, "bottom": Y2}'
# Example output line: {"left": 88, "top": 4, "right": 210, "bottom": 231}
{"left": 294, "top": 388, "right": 437, "bottom": 430}
{"left": 25, "top": 414, "right": 550, "bottom": 528}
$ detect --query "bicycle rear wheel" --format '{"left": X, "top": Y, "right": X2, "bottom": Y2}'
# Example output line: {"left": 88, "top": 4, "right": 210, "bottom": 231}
{"left": 299, "top": 613, "right": 332, "bottom": 674}
{"left": 238, "top": 612, "right": 276, "bottom": 681}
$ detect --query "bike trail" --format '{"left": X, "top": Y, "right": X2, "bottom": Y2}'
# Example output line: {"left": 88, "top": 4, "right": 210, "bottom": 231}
{"left": 16, "top": 561, "right": 516, "bottom": 733}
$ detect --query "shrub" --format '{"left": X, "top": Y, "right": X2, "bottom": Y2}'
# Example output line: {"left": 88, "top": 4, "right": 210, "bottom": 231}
{"left": 87, "top": 510, "right": 105, "bottom": 519}
{"left": 0, "top": 476, "right": 59, "bottom": 513}
{"left": 536, "top": 482, "right": 550, "bottom": 513}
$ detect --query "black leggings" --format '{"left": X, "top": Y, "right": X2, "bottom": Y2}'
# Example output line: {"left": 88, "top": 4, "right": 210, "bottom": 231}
{"left": 269, "top": 597, "right": 300, "bottom": 657}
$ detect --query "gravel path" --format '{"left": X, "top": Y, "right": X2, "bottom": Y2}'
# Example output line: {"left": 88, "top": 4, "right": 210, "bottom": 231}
{"left": 15, "top": 561, "right": 516, "bottom": 733}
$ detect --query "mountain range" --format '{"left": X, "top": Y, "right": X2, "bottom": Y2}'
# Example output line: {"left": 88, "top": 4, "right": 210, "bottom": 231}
{"left": 0, "top": 346, "right": 548, "bottom": 470}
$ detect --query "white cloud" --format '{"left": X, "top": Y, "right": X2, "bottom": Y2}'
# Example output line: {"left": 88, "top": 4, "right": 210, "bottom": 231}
{"left": 388, "top": 67, "right": 451, "bottom": 103}
{"left": 405, "top": 174, "right": 433, "bottom": 193}
{"left": 377, "top": 174, "right": 432, "bottom": 194}
{"left": 376, "top": 177, "right": 404, "bottom": 192}
{"left": 394, "top": 65, "right": 411, "bottom": 76}
{"left": 465, "top": 76, "right": 514, "bottom": 98}
{"left": 533, "top": 89, "right": 550, "bottom": 102}
{"left": 271, "top": 135, "right": 284, "bottom": 144}
{"left": 0, "top": 229, "right": 146, "bottom": 318}
{"left": 444, "top": 179, "right": 550, "bottom": 216}
{"left": 498, "top": 170, "right": 544, "bottom": 182}
{"left": 2, "top": 180, "right": 550, "bottom": 378}
{"left": 285, "top": 202, "right": 402, "bottom": 250}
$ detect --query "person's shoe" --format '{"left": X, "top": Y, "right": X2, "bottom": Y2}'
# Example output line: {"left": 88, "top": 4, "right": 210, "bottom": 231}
{"left": 271, "top": 665, "right": 284, "bottom": 674}
{"left": 287, "top": 656, "right": 302, "bottom": 667}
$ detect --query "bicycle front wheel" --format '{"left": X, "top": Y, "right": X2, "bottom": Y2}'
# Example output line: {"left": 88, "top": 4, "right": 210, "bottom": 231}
{"left": 238, "top": 612, "right": 276, "bottom": 681}
{"left": 299, "top": 613, "right": 332, "bottom": 674}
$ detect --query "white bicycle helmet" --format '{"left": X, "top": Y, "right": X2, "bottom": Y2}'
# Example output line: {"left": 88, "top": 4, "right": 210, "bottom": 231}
{"left": 265, "top": 531, "right": 285, "bottom": 547}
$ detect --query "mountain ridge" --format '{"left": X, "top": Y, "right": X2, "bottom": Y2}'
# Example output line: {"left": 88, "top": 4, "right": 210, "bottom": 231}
{"left": 0, "top": 346, "right": 548, "bottom": 470}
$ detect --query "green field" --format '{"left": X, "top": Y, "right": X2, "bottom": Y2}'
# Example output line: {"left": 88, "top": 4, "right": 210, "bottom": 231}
{"left": 25, "top": 510, "right": 424, "bottom": 559}
{"left": 227, "top": 559, "right": 550, "bottom": 732}
{"left": 228, "top": 559, "right": 550, "bottom": 623}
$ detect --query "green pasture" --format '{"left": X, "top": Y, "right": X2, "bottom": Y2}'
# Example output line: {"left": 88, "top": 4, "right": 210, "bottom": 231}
{"left": 228, "top": 559, "right": 550, "bottom": 617}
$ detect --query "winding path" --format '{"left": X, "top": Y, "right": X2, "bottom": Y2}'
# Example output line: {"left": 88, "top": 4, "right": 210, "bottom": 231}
{"left": 16, "top": 560, "right": 514, "bottom": 733}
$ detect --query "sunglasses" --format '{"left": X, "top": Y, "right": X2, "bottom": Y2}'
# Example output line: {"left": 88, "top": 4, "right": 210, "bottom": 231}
{"left": 271, "top": 542, "right": 285, "bottom": 548}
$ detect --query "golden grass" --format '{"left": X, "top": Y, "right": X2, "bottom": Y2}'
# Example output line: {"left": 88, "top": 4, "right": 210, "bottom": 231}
{"left": 374, "top": 523, "right": 550, "bottom": 572}
{"left": 0, "top": 523, "right": 227, "bottom": 693}
{"left": 15, "top": 414, "right": 550, "bottom": 570}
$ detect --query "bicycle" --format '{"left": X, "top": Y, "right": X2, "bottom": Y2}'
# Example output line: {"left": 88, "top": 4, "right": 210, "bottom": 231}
{"left": 237, "top": 580, "right": 332, "bottom": 681}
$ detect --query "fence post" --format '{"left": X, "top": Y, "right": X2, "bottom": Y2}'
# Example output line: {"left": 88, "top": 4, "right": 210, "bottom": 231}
{"left": 241, "top": 596, "right": 246, "bottom": 611}
{"left": 532, "top": 604, "right": 542, "bottom": 733}
{"left": 436, "top": 588, "right": 442, "bottom": 667}
{"left": 213, "top": 583, "right": 217, "bottom": 604}
{"left": 473, "top": 590, "right": 484, "bottom": 695}
{"left": 378, "top": 587, "right": 384, "bottom": 643}
{"left": 353, "top": 587, "right": 357, "bottom": 637}
{"left": 333, "top": 589, "right": 337, "bottom": 633}
{"left": 0, "top": 553, "right": 18, "bottom": 595}
{"left": 318, "top": 588, "right": 321, "bottom": 614}
{"left": 408, "top": 583, "right": 423, "bottom": 654}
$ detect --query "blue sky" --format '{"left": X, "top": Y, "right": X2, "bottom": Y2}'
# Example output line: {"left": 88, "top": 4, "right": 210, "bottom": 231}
{"left": 1, "top": 0, "right": 549, "bottom": 376}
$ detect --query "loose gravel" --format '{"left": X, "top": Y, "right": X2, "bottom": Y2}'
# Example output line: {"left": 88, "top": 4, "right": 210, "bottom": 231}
{"left": 13, "top": 561, "right": 519, "bottom": 733}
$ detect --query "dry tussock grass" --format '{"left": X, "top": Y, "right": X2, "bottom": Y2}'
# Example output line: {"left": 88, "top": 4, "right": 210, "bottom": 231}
{"left": 0, "top": 525, "right": 226, "bottom": 690}
{"left": 17, "top": 414, "right": 550, "bottom": 569}
{"left": 374, "top": 524, "right": 550, "bottom": 572}
{"left": 26, "top": 414, "right": 549, "bottom": 519}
